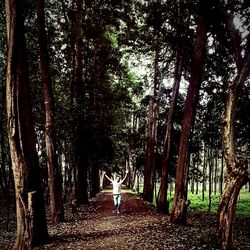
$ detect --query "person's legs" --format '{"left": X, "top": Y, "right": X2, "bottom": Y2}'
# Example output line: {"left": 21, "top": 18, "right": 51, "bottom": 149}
{"left": 113, "top": 195, "right": 118, "bottom": 212}
{"left": 116, "top": 195, "right": 121, "bottom": 213}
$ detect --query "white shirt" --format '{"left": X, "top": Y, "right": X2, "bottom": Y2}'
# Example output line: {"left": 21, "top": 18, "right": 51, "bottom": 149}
{"left": 112, "top": 180, "right": 122, "bottom": 195}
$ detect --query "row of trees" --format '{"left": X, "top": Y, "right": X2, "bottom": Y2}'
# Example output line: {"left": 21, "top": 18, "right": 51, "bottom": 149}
{"left": 0, "top": 0, "right": 249, "bottom": 249}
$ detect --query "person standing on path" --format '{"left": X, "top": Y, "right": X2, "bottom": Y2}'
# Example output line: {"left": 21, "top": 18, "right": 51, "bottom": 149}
{"left": 104, "top": 170, "right": 128, "bottom": 214}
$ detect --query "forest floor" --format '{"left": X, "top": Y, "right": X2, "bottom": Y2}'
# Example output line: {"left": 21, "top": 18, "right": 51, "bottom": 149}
{"left": 0, "top": 187, "right": 250, "bottom": 250}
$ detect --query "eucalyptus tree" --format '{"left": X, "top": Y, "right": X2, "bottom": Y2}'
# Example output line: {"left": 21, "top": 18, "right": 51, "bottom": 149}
{"left": 157, "top": 0, "right": 193, "bottom": 214}
{"left": 36, "top": 0, "right": 64, "bottom": 223}
{"left": 215, "top": 2, "right": 250, "bottom": 248}
{"left": 84, "top": 0, "right": 141, "bottom": 195}
{"left": 0, "top": 80, "right": 9, "bottom": 199}
{"left": 143, "top": 0, "right": 162, "bottom": 201}
{"left": 122, "top": 0, "right": 181, "bottom": 203}
{"left": 171, "top": 0, "right": 208, "bottom": 224}
{"left": 46, "top": 0, "right": 139, "bottom": 201}
{"left": 0, "top": 1, "right": 9, "bottom": 199}
{"left": 71, "top": 0, "right": 89, "bottom": 205}
{"left": 5, "top": 0, "right": 48, "bottom": 248}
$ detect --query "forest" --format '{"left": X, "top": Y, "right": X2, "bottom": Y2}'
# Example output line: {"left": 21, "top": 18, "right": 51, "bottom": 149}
{"left": 0, "top": 0, "right": 249, "bottom": 249}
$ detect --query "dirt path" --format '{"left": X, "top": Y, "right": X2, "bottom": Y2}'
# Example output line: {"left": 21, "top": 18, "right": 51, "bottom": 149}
{"left": 36, "top": 189, "right": 175, "bottom": 250}
{"left": 1, "top": 188, "right": 249, "bottom": 249}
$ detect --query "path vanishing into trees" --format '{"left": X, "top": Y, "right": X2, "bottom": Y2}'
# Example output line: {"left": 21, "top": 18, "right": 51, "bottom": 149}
{"left": 1, "top": 187, "right": 249, "bottom": 250}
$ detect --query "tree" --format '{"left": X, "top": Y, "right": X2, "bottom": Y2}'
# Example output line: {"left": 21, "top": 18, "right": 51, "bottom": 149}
{"left": 157, "top": 0, "right": 187, "bottom": 213}
{"left": 217, "top": 5, "right": 250, "bottom": 249}
{"left": 143, "top": 0, "right": 162, "bottom": 203}
{"left": 5, "top": 0, "right": 48, "bottom": 248}
{"left": 72, "top": 0, "right": 89, "bottom": 205}
{"left": 171, "top": 1, "right": 208, "bottom": 224}
{"left": 0, "top": 0, "right": 9, "bottom": 200}
{"left": 36, "top": 0, "right": 64, "bottom": 223}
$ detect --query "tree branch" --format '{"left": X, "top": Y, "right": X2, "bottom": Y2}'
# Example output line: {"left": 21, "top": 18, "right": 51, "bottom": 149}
{"left": 220, "top": 7, "right": 243, "bottom": 70}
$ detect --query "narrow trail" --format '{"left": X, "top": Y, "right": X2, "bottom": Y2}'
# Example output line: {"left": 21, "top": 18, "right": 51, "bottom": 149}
{"left": 33, "top": 188, "right": 217, "bottom": 250}
{"left": 2, "top": 188, "right": 249, "bottom": 249}
{"left": 36, "top": 188, "right": 175, "bottom": 250}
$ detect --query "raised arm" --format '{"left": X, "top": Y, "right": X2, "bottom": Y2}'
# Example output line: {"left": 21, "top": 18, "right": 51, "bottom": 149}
{"left": 120, "top": 170, "right": 129, "bottom": 184}
{"left": 104, "top": 172, "right": 113, "bottom": 183}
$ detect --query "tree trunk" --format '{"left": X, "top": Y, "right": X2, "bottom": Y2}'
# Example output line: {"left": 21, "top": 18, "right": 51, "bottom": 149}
{"left": 217, "top": 7, "right": 250, "bottom": 249}
{"left": 218, "top": 62, "right": 249, "bottom": 250}
{"left": 191, "top": 161, "right": 195, "bottom": 194}
{"left": 208, "top": 149, "right": 212, "bottom": 212}
{"left": 143, "top": 1, "right": 162, "bottom": 203}
{"left": 73, "top": 0, "right": 89, "bottom": 205}
{"left": 202, "top": 145, "right": 207, "bottom": 201}
{"left": 143, "top": 97, "right": 156, "bottom": 203}
{"left": 132, "top": 170, "right": 139, "bottom": 193}
{"left": 170, "top": 9, "right": 207, "bottom": 224}
{"left": 99, "top": 170, "right": 105, "bottom": 190}
{"left": 218, "top": 157, "right": 248, "bottom": 250}
{"left": 157, "top": 39, "right": 183, "bottom": 214}
{"left": 89, "top": 161, "right": 100, "bottom": 198}
{"left": 220, "top": 155, "right": 224, "bottom": 195}
{"left": 5, "top": 0, "right": 48, "bottom": 248}
{"left": 214, "top": 156, "right": 218, "bottom": 195}
{"left": 196, "top": 177, "right": 199, "bottom": 195}
{"left": 36, "top": 0, "right": 64, "bottom": 224}
{"left": 126, "top": 149, "right": 134, "bottom": 189}
{"left": 0, "top": 91, "right": 9, "bottom": 199}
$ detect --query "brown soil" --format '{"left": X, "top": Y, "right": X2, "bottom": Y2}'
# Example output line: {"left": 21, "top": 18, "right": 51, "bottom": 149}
{"left": 0, "top": 188, "right": 249, "bottom": 249}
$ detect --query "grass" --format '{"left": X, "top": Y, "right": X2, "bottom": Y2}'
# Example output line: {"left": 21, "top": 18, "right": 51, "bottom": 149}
{"left": 138, "top": 184, "right": 250, "bottom": 216}
{"left": 186, "top": 190, "right": 250, "bottom": 216}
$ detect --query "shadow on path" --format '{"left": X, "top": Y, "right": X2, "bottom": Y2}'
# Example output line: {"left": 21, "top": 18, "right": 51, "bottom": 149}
{"left": 3, "top": 188, "right": 248, "bottom": 250}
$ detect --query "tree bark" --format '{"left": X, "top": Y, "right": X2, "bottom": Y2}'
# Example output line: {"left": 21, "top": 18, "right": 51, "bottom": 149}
{"left": 202, "top": 145, "right": 207, "bottom": 201}
{"left": 5, "top": 0, "right": 48, "bottom": 248}
{"left": 157, "top": 40, "right": 183, "bottom": 214}
{"left": 73, "top": 0, "right": 89, "bottom": 205}
{"left": 218, "top": 49, "right": 250, "bottom": 250}
{"left": 214, "top": 156, "right": 218, "bottom": 195}
{"left": 208, "top": 148, "right": 212, "bottom": 212}
{"left": 143, "top": 97, "right": 156, "bottom": 203}
{"left": 36, "top": 0, "right": 64, "bottom": 224}
{"left": 217, "top": 7, "right": 250, "bottom": 249}
{"left": 220, "top": 156, "right": 224, "bottom": 195}
{"left": 89, "top": 160, "right": 100, "bottom": 198}
{"left": 170, "top": 9, "right": 207, "bottom": 224}
{"left": 143, "top": 0, "right": 162, "bottom": 203}
{"left": 0, "top": 89, "right": 9, "bottom": 199}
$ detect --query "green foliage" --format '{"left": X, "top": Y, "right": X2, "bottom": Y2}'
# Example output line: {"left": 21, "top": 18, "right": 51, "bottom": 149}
{"left": 148, "top": 184, "right": 250, "bottom": 216}
{"left": 187, "top": 190, "right": 250, "bottom": 216}
{"left": 179, "top": 190, "right": 250, "bottom": 216}
{"left": 104, "top": 28, "right": 118, "bottom": 48}
{"left": 0, "top": 0, "right": 249, "bottom": 214}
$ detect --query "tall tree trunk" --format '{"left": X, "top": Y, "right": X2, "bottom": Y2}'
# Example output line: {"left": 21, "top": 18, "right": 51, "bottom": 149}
{"left": 214, "top": 155, "right": 218, "bottom": 195}
{"left": 5, "top": 0, "right": 48, "bottom": 248}
{"left": 220, "top": 155, "right": 224, "bottom": 195}
{"left": 170, "top": 8, "right": 207, "bottom": 224}
{"left": 157, "top": 40, "right": 183, "bottom": 214}
{"left": 89, "top": 160, "right": 100, "bottom": 198}
{"left": 73, "top": 0, "right": 88, "bottom": 205}
{"left": 191, "top": 159, "right": 195, "bottom": 194}
{"left": 0, "top": 88, "right": 9, "bottom": 199}
{"left": 143, "top": 97, "right": 156, "bottom": 202}
{"left": 143, "top": 0, "right": 161, "bottom": 203}
{"left": 133, "top": 170, "right": 139, "bottom": 193}
{"left": 208, "top": 148, "right": 212, "bottom": 212}
{"left": 195, "top": 173, "right": 199, "bottom": 195}
{"left": 36, "top": 0, "right": 64, "bottom": 224}
{"left": 202, "top": 145, "right": 207, "bottom": 201}
{"left": 218, "top": 43, "right": 250, "bottom": 250}
{"left": 217, "top": 7, "right": 250, "bottom": 249}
